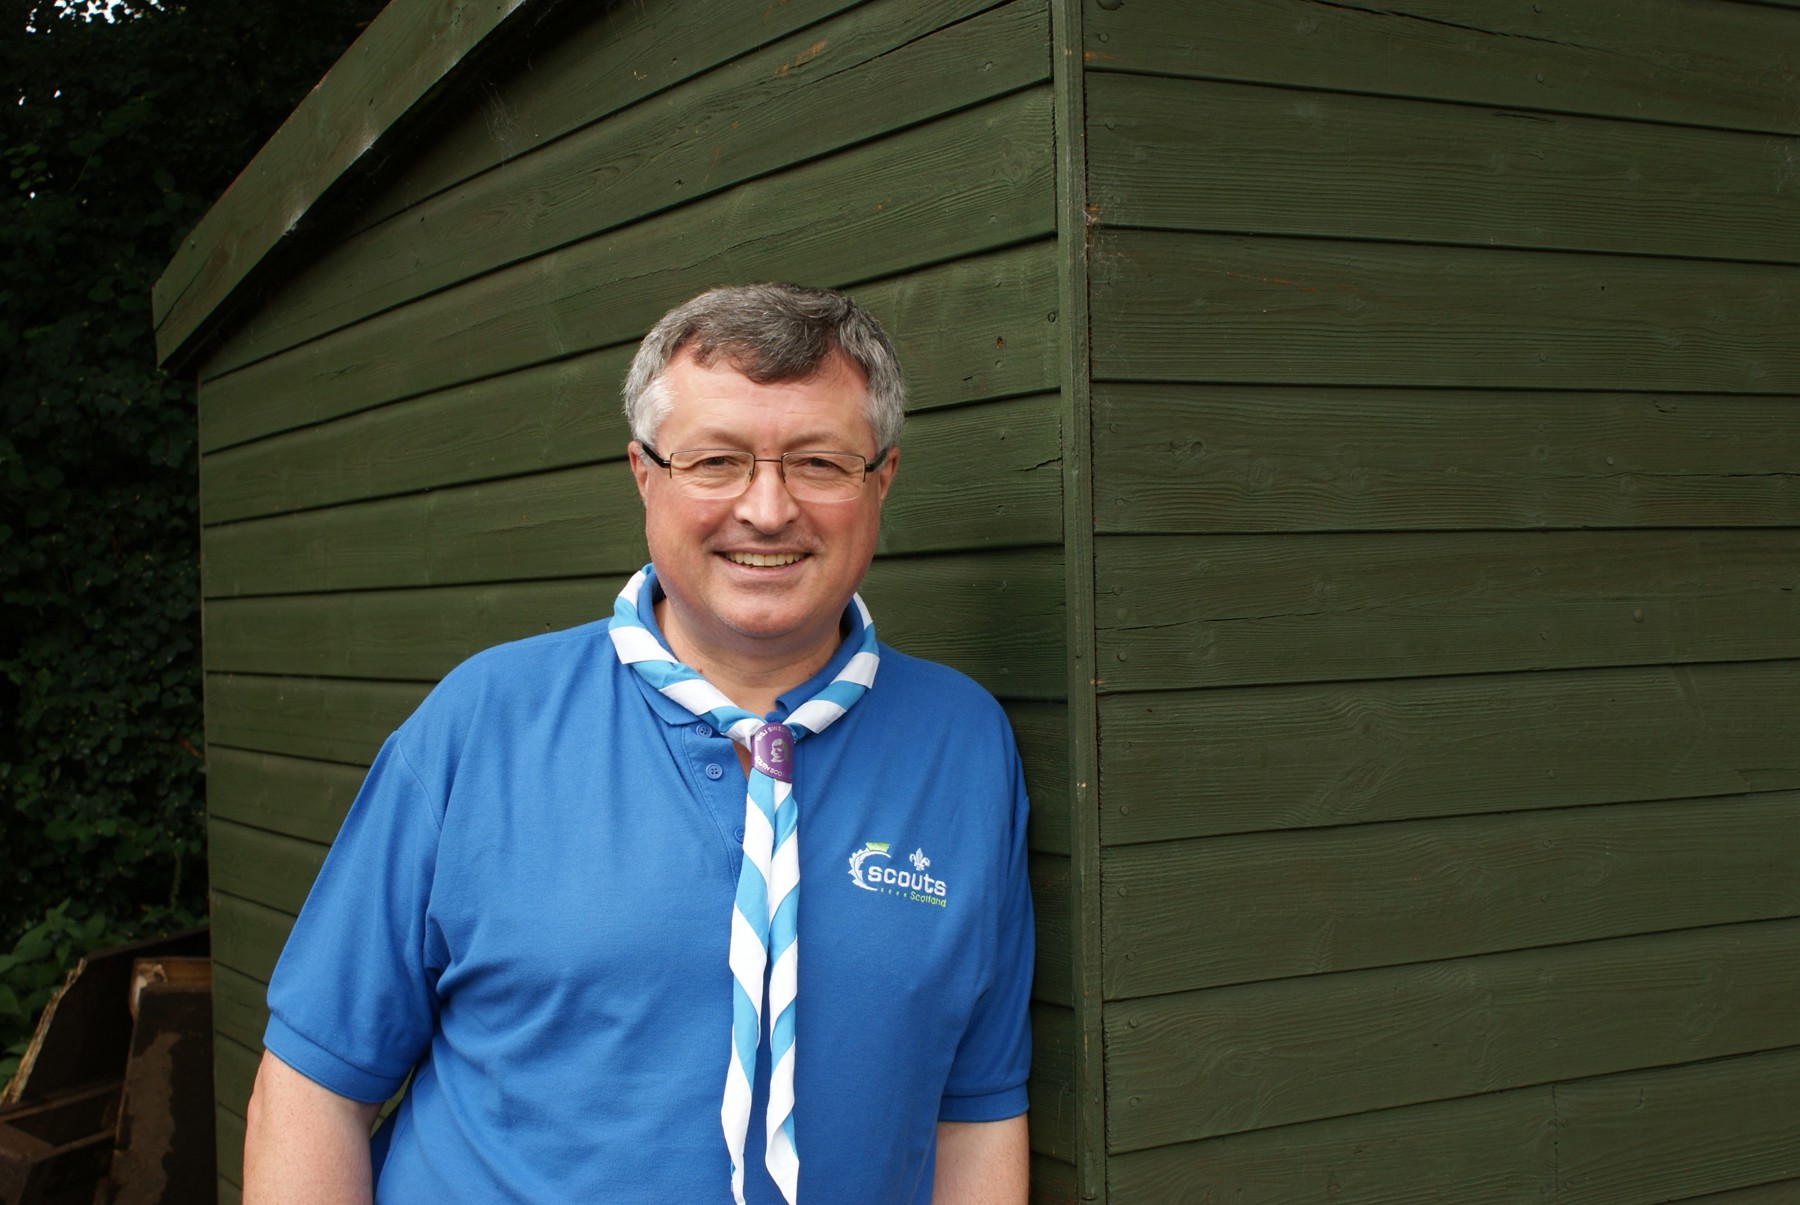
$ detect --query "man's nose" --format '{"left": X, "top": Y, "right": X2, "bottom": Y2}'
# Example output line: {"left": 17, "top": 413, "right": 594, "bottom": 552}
{"left": 733, "top": 459, "right": 801, "bottom": 531}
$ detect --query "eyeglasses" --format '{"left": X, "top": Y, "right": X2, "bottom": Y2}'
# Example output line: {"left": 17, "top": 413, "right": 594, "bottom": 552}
{"left": 639, "top": 444, "right": 889, "bottom": 503}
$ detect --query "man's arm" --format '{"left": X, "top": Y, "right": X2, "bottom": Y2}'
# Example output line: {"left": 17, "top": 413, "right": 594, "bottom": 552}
{"left": 243, "top": 1051, "right": 382, "bottom": 1205}
{"left": 933, "top": 1115, "right": 1029, "bottom": 1204}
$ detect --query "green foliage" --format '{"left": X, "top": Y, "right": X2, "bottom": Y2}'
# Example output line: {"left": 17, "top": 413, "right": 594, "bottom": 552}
{"left": 0, "top": 900, "right": 111, "bottom": 1084}
{"left": 0, "top": 0, "right": 387, "bottom": 1000}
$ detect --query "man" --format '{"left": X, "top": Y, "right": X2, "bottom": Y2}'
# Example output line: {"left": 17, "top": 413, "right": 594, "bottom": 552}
{"left": 243, "top": 284, "right": 1034, "bottom": 1203}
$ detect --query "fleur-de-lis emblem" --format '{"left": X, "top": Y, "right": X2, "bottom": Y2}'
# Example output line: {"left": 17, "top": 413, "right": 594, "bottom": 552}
{"left": 910, "top": 848, "right": 930, "bottom": 872}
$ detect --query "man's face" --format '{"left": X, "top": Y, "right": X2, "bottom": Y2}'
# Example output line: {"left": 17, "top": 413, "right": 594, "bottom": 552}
{"left": 629, "top": 347, "right": 898, "bottom": 674}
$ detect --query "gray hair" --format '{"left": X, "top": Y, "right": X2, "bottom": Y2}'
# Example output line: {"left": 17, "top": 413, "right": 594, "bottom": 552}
{"left": 622, "top": 283, "right": 907, "bottom": 452}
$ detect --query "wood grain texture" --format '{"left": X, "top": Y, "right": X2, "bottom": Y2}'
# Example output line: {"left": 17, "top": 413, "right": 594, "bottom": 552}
{"left": 1081, "top": 0, "right": 1800, "bottom": 135}
{"left": 1103, "top": 790, "right": 1800, "bottom": 997}
{"left": 1093, "top": 384, "right": 1800, "bottom": 533}
{"left": 1106, "top": 1084, "right": 1555, "bottom": 1203}
{"left": 1031, "top": 854, "right": 1071, "bottom": 1007}
{"left": 215, "top": 1032, "right": 260, "bottom": 1124}
{"left": 152, "top": 0, "right": 537, "bottom": 365}
{"left": 1100, "top": 660, "right": 1800, "bottom": 843}
{"left": 205, "top": 0, "right": 1050, "bottom": 377}
{"left": 200, "top": 243, "right": 1061, "bottom": 523}
{"left": 208, "top": 748, "right": 369, "bottom": 845}
{"left": 1556, "top": 1047, "right": 1800, "bottom": 1203}
{"left": 1095, "top": 529, "right": 1800, "bottom": 690}
{"left": 210, "top": 891, "right": 293, "bottom": 983}
{"left": 1008, "top": 701, "right": 1070, "bottom": 856}
{"left": 1087, "top": 73, "right": 1800, "bottom": 263}
{"left": 1028, "top": 1152, "right": 1078, "bottom": 1205}
{"left": 1028, "top": 1002, "right": 1077, "bottom": 1162}
{"left": 1105, "top": 919, "right": 1800, "bottom": 1152}
{"left": 1090, "top": 230, "right": 1800, "bottom": 393}
{"left": 348, "top": 0, "right": 868, "bottom": 233}
{"left": 197, "top": 89, "right": 1055, "bottom": 453}
{"left": 1670, "top": 1181, "right": 1800, "bottom": 1205}
{"left": 208, "top": 818, "right": 326, "bottom": 916}
{"left": 205, "top": 674, "right": 428, "bottom": 764}
{"left": 213, "top": 964, "right": 270, "bottom": 1054}
{"left": 216, "top": 1104, "right": 245, "bottom": 1191}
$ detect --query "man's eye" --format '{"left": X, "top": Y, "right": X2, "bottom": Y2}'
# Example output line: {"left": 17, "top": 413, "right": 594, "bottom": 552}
{"left": 688, "top": 455, "right": 744, "bottom": 472}
{"left": 793, "top": 456, "right": 853, "bottom": 474}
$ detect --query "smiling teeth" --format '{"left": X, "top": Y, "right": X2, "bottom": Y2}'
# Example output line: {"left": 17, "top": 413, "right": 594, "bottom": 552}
{"left": 727, "top": 552, "right": 804, "bottom": 567}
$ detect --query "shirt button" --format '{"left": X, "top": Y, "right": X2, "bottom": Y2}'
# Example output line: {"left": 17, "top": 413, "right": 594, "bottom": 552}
{"left": 695, "top": 723, "right": 712, "bottom": 737}
{"left": 733, "top": 826, "right": 746, "bottom": 843}
{"left": 704, "top": 763, "right": 724, "bottom": 780}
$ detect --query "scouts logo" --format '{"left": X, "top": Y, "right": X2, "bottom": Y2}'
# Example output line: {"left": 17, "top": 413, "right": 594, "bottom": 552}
{"left": 847, "top": 841, "right": 949, "bottom": 907}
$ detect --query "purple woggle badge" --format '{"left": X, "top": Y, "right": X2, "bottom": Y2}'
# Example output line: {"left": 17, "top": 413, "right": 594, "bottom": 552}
{"left": 751, "top": 722, "right": 796, "bottom": 783}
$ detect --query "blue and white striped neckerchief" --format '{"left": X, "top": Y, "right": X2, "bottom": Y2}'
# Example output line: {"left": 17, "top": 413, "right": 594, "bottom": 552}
{"left": 609, "top": 564, "right": 879, "bottom": 1205}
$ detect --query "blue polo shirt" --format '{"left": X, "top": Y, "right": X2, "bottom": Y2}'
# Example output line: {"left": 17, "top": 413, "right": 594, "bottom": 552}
{"left": 263, "top": 600, "right": 1033, "bottom": 1203}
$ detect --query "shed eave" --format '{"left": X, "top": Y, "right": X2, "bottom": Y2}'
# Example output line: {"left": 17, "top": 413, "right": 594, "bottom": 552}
{"left": 152, "top": 0, "right": 552, "bottom": 371}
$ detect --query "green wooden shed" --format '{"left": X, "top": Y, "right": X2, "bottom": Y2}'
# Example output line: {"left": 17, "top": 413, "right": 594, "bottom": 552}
{"left": 155, "top": 0, "right": 1800, "bottom": 1200}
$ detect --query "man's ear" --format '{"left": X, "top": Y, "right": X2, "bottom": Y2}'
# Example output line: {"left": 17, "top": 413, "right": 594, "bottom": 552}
{"left": 628, "top": 441, "right": 654, "bottom": 504}
{"left": 873, "top": 445, "right": 900, "bottom": 503}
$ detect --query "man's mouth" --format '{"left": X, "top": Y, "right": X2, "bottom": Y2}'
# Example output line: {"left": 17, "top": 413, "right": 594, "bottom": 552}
{"left": 723, "top": 551, "right": 806, "bottom": 568}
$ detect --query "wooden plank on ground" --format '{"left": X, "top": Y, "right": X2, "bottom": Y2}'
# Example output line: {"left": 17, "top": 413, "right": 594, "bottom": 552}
{"left": 197, "top": 89, "right": 1056, "bottom": 453}
{"left": 206, "top": 0, "right": 1050, "bottom": 376}
{"left": 1556, "top": 1047, "right": 1800, "bottom": 1203}
{"left": 208, "top": 818, "right": 327, "bottom": 917}
{"left": 200, "top": 393, "right": 1058, "bottom": 599}
{"left": 201, "top": 243, "right": 1061, "bottom": 524}
{"left": 1095, "top": 529, "right": 1800, "bottom": 690}
{"left": 1081, "top": 0, "right": 1800, "bottom": 135}
{"left": 1028, "top": 1002, "right": 1077, "bottom": 1164}
{"left": 1105, "top": 919, "right": 1800, "bottom": 1152}
{"left": 1106, "top": 1083, "right": 1555, "bottom": 1203}
{"left": 207, "top": 748, "right": 368, "bottom": 846}
{"left": 1100, "top": 660, "right": 1800, "bottom": 843}
{"left": 1090, "top": 230, "right": 1800, "bottom": 393}
{"left": 210, "top": 892, "right": 298, "bottom": 985}
{"left": 1103, "top": 790, "right": 1800, "bottom": 997}
{"left": 205, "top": 675, "right": 429, "bottom": 764}
{"left": 1086, "top": 73, "right": 1800, "bottom": 263}
{"left": 1092, "top": 384, "right": 1800, "bottom": 533}
{"left": 152, "top": 0, "right": 541, "bottom": 366}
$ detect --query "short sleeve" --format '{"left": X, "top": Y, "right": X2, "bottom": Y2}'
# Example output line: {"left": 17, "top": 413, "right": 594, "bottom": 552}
{"left": 937, "top": 738, "right": 1034, "bottom": 1122}
{"left": 263, "top": 730, "right": 446, "bottom": 1102}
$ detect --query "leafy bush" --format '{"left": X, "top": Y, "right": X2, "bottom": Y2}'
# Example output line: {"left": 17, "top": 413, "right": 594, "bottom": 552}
{"left": 0, "top": 0, "right": 387, "bottom": 1044}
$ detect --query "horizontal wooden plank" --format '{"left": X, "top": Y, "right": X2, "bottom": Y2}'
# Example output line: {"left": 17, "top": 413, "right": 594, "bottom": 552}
{"left": 198, "top": 88, "right": 1056, "bottom": 453}
{"left": 1082, "top": 0, "right": 1800, "bottom": 136}
{"left": 1101, "top": 660, "right": 1800, "bottom": 843}
{"left": 201, "top": 243, "right": 1062, "bottom": 524}
{"left": 216, "top": 1103, "right": 245, "bottom": 1190}
{"left": 1103, "top": 790, "right": 1800, "bottom": 997}
{"left": 210, "top": 891, "right": 298, "bottom": 984}
{"left": 348, "top": 0, "right": 868, "bottom": 233}
{"left": 1107, "top": 1083, "right": 1555, "bottom": 1204}
{"left": 1557, "top": 1046, "right": 1800, "bottom": 1203}
{"left": 209, "top": 818, "right": 327, "bottom": 916}
{"left": 206, "top": 675, "right": 428, "bottom": 764}
{"left": 215, "top": 1032, "right": 261, "bottom": 1123}
{"left": 1087, "top": 73, "right": 1800, "bottom": 263}
{"left": 1028, "top": 1002, "right": 1076, "bottom": 1163}
{"left": 1091, "top": 230, "right": 1800, "bottom": 393}
{"left": 1105, "top": 919, "right": 1800, "bottom": 1152}
{"left": 152, "top": 0, "right": 539, "bottom": 366}
{"left": 1096, "top": 529, "right": 1800, "bottom": 690}
{"left": 1007, "top": 701, "right": 1069, "bottom": 856}
{"left": 1671, "top": 1180, "right": 1800, "bottom": 1205}
{"left": 207, "top": 0, "right": 1050, "bottom": 376}
{"left": 1030, "top": 854, "right": 1071, "bottom": 1008}
{"left": 201, "top": 392, "right": 1060, "bottom": 598}
{"left": 213, "top": 963, "right": 270, "bottom": 1054}
{"left": 1092, "top": 384, "right": 1800, "bottom": 533}
{"left": 1027, "top": 1153, "right": 1077, "bottom": 1205}
{"left": 208, "top": 747, "right": 366, "bottom": 845}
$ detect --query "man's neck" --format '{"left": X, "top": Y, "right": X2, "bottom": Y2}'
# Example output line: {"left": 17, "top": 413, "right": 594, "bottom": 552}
{"left": 652, "top": 596, "right": 839, "bottom": 718}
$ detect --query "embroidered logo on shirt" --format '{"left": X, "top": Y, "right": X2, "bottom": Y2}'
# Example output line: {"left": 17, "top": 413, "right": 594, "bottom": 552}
{"left": 848, "top": 841, "right": 949, "bottom": 907}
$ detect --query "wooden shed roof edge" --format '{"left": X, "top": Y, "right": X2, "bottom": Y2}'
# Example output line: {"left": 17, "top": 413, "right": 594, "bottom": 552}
{"left": 152, "top": 0, "right": 549, "bottom": 371}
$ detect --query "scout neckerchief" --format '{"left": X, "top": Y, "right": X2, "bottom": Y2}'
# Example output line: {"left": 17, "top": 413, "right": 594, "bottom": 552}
{"left": 609, "top": 565, "right": 879, "bottom": 1205}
